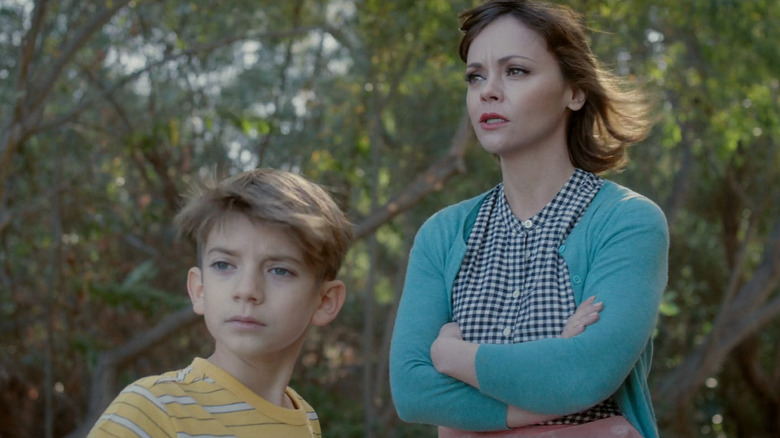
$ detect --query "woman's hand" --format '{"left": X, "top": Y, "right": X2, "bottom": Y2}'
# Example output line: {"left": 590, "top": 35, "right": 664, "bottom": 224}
{"left": 431, "top": 322, "right": 479, "bottom": 388}
{"left": 431, "top": 323, "right": 465, "bottom": 374}
{"left": 437, "top": 322, "right": 464, "bottom": 340}
{"left": 561, "top": 296, "right": 603, "bottom": 338}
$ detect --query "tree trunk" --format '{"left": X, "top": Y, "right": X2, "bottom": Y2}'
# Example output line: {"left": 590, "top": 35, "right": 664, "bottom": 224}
{"left": 656, "top": 219, "right": 780, "bottom": 429}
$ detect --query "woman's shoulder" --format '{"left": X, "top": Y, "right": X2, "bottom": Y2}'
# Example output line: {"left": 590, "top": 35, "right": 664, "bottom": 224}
{"left": 591, "top": 180, "right": 666, "bottom": 222}
{"left": 566, "top": 180, "right": 669, "bottom": 260}
{"left": 414, "top": 190, "right": 491, "bottom": 244}
{"left": 421, "top": 191, "right": 490, "bottom": 229}
{"left": 576, "top": 180, "right": 669, "bottom": 244}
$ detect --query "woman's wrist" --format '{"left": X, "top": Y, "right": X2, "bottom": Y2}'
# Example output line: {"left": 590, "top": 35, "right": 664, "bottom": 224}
{"left": 431, "top": 337, "right": 480, "bottom": 388}
{"left": 506, "top": 405, "right": 557, "bottom": 428}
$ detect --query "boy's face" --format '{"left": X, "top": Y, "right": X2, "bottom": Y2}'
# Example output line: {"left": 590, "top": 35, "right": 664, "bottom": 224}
{"left": 187, "top": 214, "right": 344, "bottom": 372}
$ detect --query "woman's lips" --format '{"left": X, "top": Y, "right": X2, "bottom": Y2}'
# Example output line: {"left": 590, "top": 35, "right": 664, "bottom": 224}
{"left": 479, "top": 113, "right": 509, "bottom": 129}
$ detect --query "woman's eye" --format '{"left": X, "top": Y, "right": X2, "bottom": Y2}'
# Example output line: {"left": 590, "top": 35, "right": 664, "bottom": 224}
{"left": 507, "top": 66, "right": 528, "bottom": 76}
{"left": 464, "top": 72, "right": 483, "bottom": 84}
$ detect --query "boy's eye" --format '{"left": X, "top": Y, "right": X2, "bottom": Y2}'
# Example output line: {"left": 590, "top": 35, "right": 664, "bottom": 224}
{"left": 212, "top": 261, "right": 232, "bottom": 270}
{"left": 269, "top": 267, "right": 293, "bottom": 277}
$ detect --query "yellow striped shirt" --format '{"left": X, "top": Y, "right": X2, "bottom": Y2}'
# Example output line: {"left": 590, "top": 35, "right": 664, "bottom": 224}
{"left": 88, "top": 358, "right": 321, "bottom": 437}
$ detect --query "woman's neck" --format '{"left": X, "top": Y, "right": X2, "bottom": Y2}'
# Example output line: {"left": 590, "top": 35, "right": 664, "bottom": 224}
{"left": 499, "top": 150, "right": 575, "bottom": 221}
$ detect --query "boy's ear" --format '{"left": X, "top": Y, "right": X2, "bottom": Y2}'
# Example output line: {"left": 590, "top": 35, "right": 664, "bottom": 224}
{"left": 310, "top": 280, "right": 346, "bottom": 327}
{"left": 187, "top": 267, "right": 206, "bottom": 315}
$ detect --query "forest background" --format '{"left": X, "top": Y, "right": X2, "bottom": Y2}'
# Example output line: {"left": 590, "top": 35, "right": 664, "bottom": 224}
{"left": 1, "top": 0, "right": 779, "bottom": 437}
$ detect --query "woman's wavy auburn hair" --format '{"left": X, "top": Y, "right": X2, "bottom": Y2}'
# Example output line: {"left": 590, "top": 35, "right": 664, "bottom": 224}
{"left": 459, "top": 0, "right": 654, "bottom": 174}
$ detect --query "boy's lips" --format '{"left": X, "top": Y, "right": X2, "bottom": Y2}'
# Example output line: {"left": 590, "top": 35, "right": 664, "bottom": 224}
{"left": 227, "top": 315, "right": 265, "bottom": 327}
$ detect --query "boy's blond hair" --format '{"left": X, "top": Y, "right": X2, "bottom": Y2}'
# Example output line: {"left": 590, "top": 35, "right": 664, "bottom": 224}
{"left": 175, "top": 168, "right": 352, "bottom": 281}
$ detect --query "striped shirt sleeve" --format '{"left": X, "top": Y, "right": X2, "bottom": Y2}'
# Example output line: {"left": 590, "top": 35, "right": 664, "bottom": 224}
{"left": 87, "top": 378, "right": 175, "bottom": 438}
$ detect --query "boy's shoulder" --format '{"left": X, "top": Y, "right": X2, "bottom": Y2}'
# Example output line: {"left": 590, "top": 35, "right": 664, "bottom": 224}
{"left": 127, "top": 361, "right": 200, "bottom": 391}
{"left": 90, "top": 358, "right": 322, "bottom": 437}
{"left": 92, "top": 361, "right": 203, "bottom": 420}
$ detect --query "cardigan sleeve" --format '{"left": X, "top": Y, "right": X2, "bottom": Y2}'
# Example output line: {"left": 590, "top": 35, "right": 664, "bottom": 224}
{"left": 389, "top": 208, "right": 510, "bottom": 431}
{"left": 474, "top": 191, "right": 669, "bottom": 415}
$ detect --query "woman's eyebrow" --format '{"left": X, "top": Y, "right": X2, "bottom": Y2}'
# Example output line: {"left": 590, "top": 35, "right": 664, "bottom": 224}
{"left": 498, "top": 54, "right": 535, "bottom": 64}
{"left": 467, "top": 54, "right": 536, "bottom": 70}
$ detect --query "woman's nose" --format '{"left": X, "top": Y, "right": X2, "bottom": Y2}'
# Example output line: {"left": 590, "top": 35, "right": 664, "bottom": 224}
{"left": 480, "top": 75, "right": 503, "bottom": 102}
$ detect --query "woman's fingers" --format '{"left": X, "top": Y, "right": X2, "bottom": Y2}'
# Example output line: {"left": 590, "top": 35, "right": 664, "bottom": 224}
{"left": 561, "top": 296, "right": 603, "bottom": 338}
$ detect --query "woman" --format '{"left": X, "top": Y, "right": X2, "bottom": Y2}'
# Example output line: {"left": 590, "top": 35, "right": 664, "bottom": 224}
{"left": 389, "top": 1, "right": 668, "bottom": 437}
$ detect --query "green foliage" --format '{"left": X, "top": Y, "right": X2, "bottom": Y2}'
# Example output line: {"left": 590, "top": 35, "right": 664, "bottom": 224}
{"left": 1, "top": 0, "right": 779, "bottom": 437}
{"left": 89, "top": 261, "right": 189, "bottom": 315}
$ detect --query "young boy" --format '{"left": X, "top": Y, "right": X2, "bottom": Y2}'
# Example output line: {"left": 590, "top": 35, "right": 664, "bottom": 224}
{"left": 88, "top": 168, "right": 353, "bottom": 437}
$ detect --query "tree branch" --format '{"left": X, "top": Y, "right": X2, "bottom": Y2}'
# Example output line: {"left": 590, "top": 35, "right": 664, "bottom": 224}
{"left": 31, "top": 26, "right": 325, "bottom": 137}
{"left": 68, "top": 307, "right": 200, "bottom": 438}
{"left": 25, "top": 0, "right": 132, "bottom": 117}
{"left": 354, "top": 112, "right": 474, "bottom": 239}
{"left": 11, "top": 0, "right": 47, "bottom": 125}
{"left": 657, "top": 218, "right": 780, "bottom": 416}
{"left": 0, "top": 0, "right": 50, "bottom": 214}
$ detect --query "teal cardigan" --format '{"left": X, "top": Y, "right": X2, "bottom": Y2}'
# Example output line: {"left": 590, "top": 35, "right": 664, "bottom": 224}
{"left": 389, "top": 181, "right": 669, "bottom": 437}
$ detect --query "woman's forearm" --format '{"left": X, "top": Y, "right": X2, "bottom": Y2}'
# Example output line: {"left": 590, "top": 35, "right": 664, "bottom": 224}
{"left": 505, "top": 406, "right": 558, "bottom": 428}
{"left": 431, "top": 336, "right": 565, "bottom": 427}
{"left": 431, "top": 335, "right": 479, "bottom": 388}
{"left": 431, "top": 298, "right": 606, "bottom": 427}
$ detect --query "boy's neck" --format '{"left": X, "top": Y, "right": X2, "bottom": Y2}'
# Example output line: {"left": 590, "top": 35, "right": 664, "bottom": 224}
{"left": 207, "top": 350, "right": 298, "bottom": 409}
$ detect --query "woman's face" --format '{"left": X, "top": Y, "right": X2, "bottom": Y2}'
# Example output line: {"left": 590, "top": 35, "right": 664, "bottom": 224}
{"left": 465, "top": 16, "right": 584, "bottom": 160}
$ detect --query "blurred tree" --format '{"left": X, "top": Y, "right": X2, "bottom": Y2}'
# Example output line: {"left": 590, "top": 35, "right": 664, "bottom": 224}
{"left": 0, "top": 0, "right": 778, "bottom": 437}
{"left": 606, "top": 1, "right": 780, "bottom": 437}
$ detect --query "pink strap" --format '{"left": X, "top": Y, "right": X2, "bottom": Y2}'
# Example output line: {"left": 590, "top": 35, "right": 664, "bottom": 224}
{"left": 438, "top": 416, "right": 642, "bottom": 438}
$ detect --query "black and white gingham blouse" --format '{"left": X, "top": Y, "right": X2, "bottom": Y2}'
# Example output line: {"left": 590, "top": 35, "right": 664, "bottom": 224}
{"left": 451, "top": 168, "right": 620, "bottom": 425}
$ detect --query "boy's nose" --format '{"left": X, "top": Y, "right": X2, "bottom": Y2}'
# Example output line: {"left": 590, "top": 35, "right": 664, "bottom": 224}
{"left": 234, "top": 270, "right": 263, "bottom": 303}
